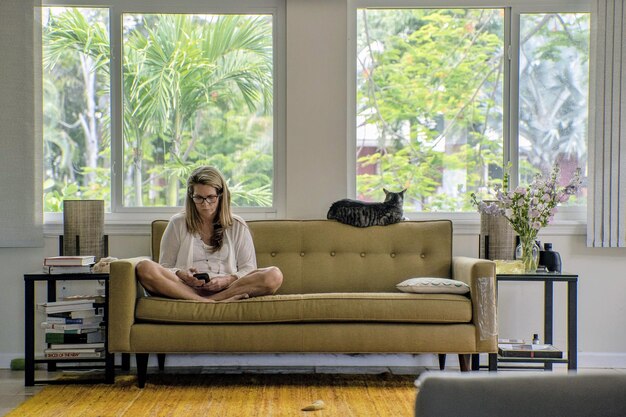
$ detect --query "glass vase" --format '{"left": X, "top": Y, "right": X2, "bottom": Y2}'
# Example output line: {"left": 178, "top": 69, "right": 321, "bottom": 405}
{"left": 515, "top": 237, "right": 540, "bottom": 273}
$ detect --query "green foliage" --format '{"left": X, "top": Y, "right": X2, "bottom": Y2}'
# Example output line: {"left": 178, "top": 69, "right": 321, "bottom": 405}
{"left": 356, "top": 9, "right": 588, "bottom": 212}
{"left": 357, "top": 8, "right": 504, "bottom": 211}
{"left": 43, "top": 9, "right": 274, "bottom": 211}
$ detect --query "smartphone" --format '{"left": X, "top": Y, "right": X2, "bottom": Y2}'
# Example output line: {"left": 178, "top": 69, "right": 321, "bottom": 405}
{"left": 193, "top": 272, "right": 211, "bottom": 282}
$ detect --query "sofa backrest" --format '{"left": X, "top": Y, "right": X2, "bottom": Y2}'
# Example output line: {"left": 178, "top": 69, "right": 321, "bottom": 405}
{"left": 414, "top": 372, "right": 626, "bottom": 417}
{"left": 152, "top": 219, "right": 453, "bottom": 294}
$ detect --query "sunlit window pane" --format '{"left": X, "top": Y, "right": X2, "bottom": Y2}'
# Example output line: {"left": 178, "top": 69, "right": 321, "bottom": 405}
{"left": 519, "top": 13, "right": 589, "bottom": 204}
{"left": 356, "top": 9, "right": 504, "bottom": 212}
{"left": 122, "top": 14, "right": 274, "bottom": 207}
{"left": 42, "top": 7, "right": 111, "bottom": 212}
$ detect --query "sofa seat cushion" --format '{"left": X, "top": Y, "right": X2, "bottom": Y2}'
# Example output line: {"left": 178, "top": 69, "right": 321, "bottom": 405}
{"left": 135, "top": 292, "right": 472, "bottom": 324}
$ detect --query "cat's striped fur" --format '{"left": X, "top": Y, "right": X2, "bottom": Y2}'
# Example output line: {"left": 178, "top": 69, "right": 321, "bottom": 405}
{"left": 327, "top": 189, "right": 406, "bottom": 228}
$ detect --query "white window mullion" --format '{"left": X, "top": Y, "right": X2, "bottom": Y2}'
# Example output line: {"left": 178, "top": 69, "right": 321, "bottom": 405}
{"left": 110, "top": 6, "right": 124, "bottom": 214}
{"left": 508, "top": 7, "right": 521, "bottom": 189}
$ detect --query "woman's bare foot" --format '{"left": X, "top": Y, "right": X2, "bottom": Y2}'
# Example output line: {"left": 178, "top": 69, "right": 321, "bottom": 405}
{"left": 209, "top": 293, "right": 249, "bottom": 302}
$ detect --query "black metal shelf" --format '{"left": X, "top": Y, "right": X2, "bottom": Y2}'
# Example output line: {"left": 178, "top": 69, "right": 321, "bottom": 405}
{"left": 24, "top": 272, "right": 115, "bottom": 386}
{"left": 487, "top": 271, "right": 578, "bottom": 371}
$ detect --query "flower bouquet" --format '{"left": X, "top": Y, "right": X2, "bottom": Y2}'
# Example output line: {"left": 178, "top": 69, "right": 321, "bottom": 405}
{"left": 471, "top": 165, "right": 581, "bottom": 272}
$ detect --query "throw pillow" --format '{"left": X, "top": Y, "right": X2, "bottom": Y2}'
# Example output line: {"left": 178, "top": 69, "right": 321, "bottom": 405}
{"left": 396, "top": 277, "right": 470, "bottom": 294}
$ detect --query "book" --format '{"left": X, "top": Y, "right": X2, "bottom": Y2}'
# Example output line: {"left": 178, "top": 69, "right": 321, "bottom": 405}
{"left": 41, "top": 322, "right": 102, "bottom": 331}
{"left": 44, "top": 349, "right": 105, "bottom": 359}
{"left": 45, "top": 347, "right": 103, "bottom": 352}
{"left": 498, "top": 343, "right": 563, "bottom": 359}
{"left": 45, "top": 331, "right": 104, "bottom": 344}
{"left": 43, "top": 256, "right": 95, "bottom": 266}
{"left": 45, "top": 316, "right": 102, "bottom": 325}
{"left": 498, "top": 338, "right": 525, "bottom": 344}
{"left": 43, "top": 265, "right": 93, "bottom": 274}
{"left": 70, "top": 308, "right": 104, "bottom": 319}
{"left": 38, "top": 299, "right": 95, "bottom": 307}
{"left": 37, "top": 302, "right": 95, "bottom": 314}
{"left": 48, "top": 309, "right": 103, "bottom": 319}
{"left": 63, "top": 294, "right": 106, "bottom": 304}
{"left": 48, "top": 342, "right": 105, "bottom": 350}
{"left": 44, "top": 327, "right": 100, "bottom": 334}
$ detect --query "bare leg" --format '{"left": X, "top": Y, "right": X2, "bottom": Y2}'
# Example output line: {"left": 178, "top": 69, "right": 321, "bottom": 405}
{"left": 206, "top": 267, "right": 283, "bottom": 301}
{"left": 136, "top": 260, "right": 214, "bottom": 303}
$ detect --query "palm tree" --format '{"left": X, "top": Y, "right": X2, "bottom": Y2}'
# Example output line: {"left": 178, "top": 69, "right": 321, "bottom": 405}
{"left": 43, "top": 8, "right": 110, "bottom": 189}
{"left": 123, "top": 14, "right": 273, "bottom": 206}
{"left": 43, "top": 10, "right": 273, "bottom": 208}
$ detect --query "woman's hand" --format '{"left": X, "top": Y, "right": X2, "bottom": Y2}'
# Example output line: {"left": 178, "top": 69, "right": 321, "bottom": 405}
{"left": 176, "top": 268, "right": 205, "bottom": 288}
{"left": 202, "top": 275, "right": 237, "bottom": 292}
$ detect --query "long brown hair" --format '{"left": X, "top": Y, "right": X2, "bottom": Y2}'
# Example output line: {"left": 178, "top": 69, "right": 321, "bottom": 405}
{"left": 185, "top": 166, "right": 233, "bottom": 250}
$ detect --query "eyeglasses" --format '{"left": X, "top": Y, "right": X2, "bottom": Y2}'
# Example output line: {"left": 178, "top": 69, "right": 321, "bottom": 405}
{"left": 191, "top": 194, "right": 220, "bottom": 204}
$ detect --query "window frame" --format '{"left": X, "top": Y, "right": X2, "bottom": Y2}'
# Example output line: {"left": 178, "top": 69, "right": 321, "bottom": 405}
{"left": 42, "top": 0, "right": 286, "bottom": 229}
{"left": 348, "top": 0, "right": 592, "bottom": 227}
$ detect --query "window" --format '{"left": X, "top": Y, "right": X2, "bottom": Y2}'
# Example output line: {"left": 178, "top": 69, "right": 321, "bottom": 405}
{"left": 42, "top": 7, "right": 111, "bottom": 212}
{"left": 42, "top": 1, "right": 282, "bottom": 216}
{"left": 353, "top": 4, "right": 590, "bottom": 213}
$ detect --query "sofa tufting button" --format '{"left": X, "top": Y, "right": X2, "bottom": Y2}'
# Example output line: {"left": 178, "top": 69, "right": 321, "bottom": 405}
{"left": 300, "top": 252, "right": 305, "bottom": 257}
{"left": 271, "top": 252, "right": 277, "bottom": 257}
{"left": 420, "top": 253, "right": 426, "bottom": 258}
{"left": 390, "top": 253, "right": 396, "bottom": 258}
{"left": 330, "top": 251, "right": 336, "bottom": 256}
{"left": 360, "top": 252, "right": 366, "bottom": 257}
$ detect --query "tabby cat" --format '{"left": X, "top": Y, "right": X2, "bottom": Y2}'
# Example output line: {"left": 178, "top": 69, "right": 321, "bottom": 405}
{"left": 327, "top": 188, "right": 406, "bottom": 228}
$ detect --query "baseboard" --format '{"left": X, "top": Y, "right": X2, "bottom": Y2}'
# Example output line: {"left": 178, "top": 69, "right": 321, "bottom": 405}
{"left": 3, "top": 352, "right": 625, "bottom": 370}
{"left": 578, "top": 352, "right": 626, "bottom": 369}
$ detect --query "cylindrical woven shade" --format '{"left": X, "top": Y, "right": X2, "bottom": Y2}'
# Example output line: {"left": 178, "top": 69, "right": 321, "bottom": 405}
{"left": 480, "top": 211, "right": 516, "bottom": 260}
{"left": 63, "top": 200, "right": 105, "bottom": 261}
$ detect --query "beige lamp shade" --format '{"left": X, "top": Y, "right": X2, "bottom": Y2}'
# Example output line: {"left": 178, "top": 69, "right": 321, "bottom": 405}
{"left": 62, "top": 200, "right": 105, "bottom": 261}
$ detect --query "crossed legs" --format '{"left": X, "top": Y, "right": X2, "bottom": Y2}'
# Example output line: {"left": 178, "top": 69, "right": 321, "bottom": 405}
{"left": 136, "top": 259, "right": 283, "bottom": 303}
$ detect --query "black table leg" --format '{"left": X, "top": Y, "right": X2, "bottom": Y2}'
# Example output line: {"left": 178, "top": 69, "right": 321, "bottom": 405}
{"left": 568, "top": 280, "right": 578, "bottom": 370}
{"left": 544, "top": 280, "right": 553, "bottom": 371}
{"left": 46, "top": 281, "right": 57, "bottom": 372}
{"left": 25, "top": 280, "right": 35, "bottom": 386}
{"left": 488, "top": 353, "right": 498, "bottom": 371}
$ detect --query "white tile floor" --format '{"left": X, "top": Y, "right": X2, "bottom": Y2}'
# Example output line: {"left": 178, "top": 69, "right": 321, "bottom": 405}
{"left": 2, "top": 366, "right": 625, "bottom": 416}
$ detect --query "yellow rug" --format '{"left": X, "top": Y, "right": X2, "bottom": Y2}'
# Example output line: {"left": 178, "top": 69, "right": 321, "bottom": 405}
{"left": 8, "top": 373, "right": 418, "bottom": 416}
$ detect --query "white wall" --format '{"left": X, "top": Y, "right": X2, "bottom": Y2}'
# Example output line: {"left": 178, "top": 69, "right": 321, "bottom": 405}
{"left": 1, "top": 0, "right": 625, "bottom": 369}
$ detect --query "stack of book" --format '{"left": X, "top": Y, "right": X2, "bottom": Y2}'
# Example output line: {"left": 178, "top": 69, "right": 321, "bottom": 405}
{"left": 43, "top": 255, "right": 95, "bottom": 274}
{"left": 497, "top": 338, "right": 563, "bottom": 359}
{"left": 37, "top": 299, "right": 105, "bottom": 359}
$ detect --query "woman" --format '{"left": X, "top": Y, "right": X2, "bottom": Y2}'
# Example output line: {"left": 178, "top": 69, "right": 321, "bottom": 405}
{"left": 136, "top": 166, "right": 283, "bottom": 302}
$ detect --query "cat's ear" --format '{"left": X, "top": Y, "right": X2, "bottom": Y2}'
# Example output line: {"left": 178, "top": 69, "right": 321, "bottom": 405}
{"left": 383, "top": 188, "right": 389, "bottom": 195}
{"left": 401, "top": 188, "right": 407, "bottom": 196}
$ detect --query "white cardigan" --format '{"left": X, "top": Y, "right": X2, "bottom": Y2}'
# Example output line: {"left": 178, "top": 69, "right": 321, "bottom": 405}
{"left": 159, "top": 212, "right": 257, "bottom": 279}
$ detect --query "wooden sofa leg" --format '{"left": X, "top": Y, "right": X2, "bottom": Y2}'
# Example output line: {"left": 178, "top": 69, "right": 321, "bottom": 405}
{"left": 136, "top": 353, "right": 149, "bottom": 388}
{"left": 458, "top": 354, "right": 471, "bottom": 372}
{"left": 438, "top": 354, "right": 446, "bottom": 370}
{"left": 157, "top": 354, "right": 166, "bottom": 371}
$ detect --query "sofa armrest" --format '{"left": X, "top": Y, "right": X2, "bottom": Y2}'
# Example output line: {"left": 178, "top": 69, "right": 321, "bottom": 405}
{"left": 108, "top": 257, "right": 147, "bottom": 352}
{"left": 451, "top": 256, "right": 497, "bottom": 351}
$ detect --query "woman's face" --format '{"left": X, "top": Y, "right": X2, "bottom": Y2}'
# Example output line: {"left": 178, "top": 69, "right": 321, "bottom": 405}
{"left": 191, "top": 184, "right": 221, "bottom": 219}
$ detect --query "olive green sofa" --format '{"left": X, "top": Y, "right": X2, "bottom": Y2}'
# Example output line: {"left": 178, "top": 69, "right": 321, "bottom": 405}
{"left": 108, "top": 220, "right": 497, "bottom": 387}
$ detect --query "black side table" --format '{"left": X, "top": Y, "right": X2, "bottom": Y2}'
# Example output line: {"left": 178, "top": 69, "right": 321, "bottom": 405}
{"left": 24, "top": 272, "right": 114, "bottom": 385}
{"left": 488, "top": 271, "right": 578, "bottom": 371}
